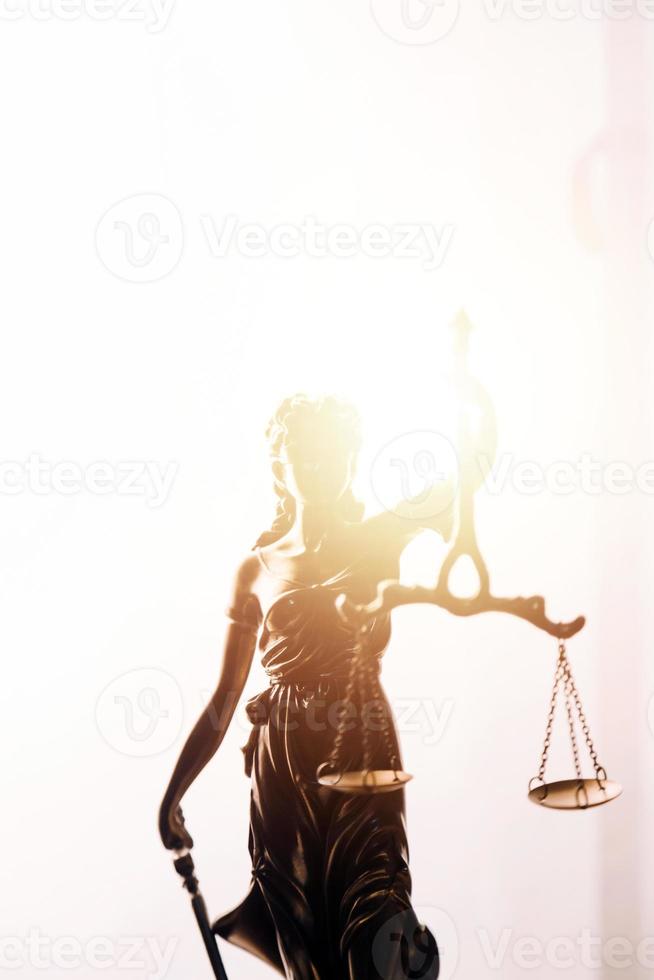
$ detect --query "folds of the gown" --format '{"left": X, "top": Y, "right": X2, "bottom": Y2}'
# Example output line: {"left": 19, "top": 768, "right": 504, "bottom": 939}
{"left": 213, "top": 675, "right": 439, "bottom": 978}
{"left": 214, "top": 570, "right": 438, "bottom": 978}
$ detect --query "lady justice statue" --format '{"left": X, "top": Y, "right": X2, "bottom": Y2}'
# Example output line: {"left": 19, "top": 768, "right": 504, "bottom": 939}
{"left": 159, "top": 315, "right": 615, "bottom": 978}
{"left": 159, "top": 390, "right": 452, "bottom": 979}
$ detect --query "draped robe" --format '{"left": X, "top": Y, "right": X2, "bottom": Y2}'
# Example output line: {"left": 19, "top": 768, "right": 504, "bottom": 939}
{"left": 213, "top": 548, "right": 440, "bottom": 980}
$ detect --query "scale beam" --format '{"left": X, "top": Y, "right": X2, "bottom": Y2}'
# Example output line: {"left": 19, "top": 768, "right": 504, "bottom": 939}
{"left": 336, "top": 583, "right": 586, "bottom": 639}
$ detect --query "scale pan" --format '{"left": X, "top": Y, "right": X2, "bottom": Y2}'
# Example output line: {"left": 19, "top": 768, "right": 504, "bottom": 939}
{"left": 317, "top": 769, "right": 413, "bottom": 795}
{"left": 528, "top": 778, "right": 622, "bottom": 810}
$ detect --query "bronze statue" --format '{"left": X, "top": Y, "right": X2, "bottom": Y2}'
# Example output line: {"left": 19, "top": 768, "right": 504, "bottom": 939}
{"left": 159, "top": 391, "right": 451, "bottom": 978}
{"left": 159, "top": 316, "right": 620, "bottom": 977}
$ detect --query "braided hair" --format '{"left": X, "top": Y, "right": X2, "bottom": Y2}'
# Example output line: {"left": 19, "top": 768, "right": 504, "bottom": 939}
{"left": 252, "top": 392, "right": 365, "bottom": 550}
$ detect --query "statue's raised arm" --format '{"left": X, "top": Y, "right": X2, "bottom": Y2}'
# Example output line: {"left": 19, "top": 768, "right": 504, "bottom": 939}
{"left": 341, "top": 311, "right": 585, "bottom": 641}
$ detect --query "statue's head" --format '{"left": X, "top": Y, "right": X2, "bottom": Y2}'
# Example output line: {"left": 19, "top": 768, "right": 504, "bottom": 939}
{"left": 253, "top": 393, "right": 365, "bottom": 547}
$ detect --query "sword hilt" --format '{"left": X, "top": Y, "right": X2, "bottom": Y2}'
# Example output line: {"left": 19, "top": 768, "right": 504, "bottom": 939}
{"left": 171, "top": 839, "right": 229, "bottom": 979}
{"left": 173, "top": 850, "right": 199, "bottom": 895}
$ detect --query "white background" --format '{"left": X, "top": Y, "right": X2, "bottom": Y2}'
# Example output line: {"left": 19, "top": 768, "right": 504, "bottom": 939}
{"left": 1, "top": 2, "right": 652, "bottom": 978}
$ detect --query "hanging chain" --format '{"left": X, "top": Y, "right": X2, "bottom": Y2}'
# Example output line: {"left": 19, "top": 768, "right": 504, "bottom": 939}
{"left": 533, "top": 639, "right": 607, "bottom": 787}
{"left": 535, "top": 643, "right": 566, "bottom": 782}
{"left": 322, "top": 620, "right": 401, "bottom": 777}
{"left": 561, "top": 651, "right": 606, "bottom": 782}
{"left": 563, "top": 657, "right": 583, "bottom": 780}
{"left": 358, "top": 636, "right": 374, "bottom": 773}
{"left": 324, "top": 626, "right": 366, "bottom": 775}
{"left": 363, "top": 653, "right": 401, "bottom": 773}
